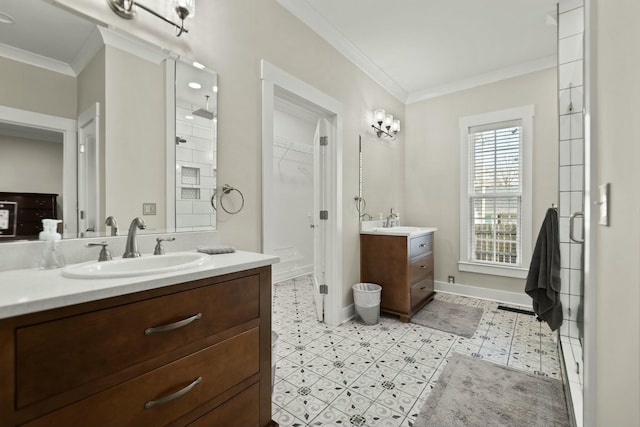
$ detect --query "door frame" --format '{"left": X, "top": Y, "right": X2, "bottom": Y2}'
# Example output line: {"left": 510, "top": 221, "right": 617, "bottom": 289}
{"left": 0, "top": 105, "right": 77, "bottom": 237}
{"left": 261, "top": 60, "right": 343, "bottom": 326}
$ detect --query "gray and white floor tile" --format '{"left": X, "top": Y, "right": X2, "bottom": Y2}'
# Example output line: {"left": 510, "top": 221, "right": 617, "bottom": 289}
{"left": 272, "top": 275, "right": 561, "bottom": 426}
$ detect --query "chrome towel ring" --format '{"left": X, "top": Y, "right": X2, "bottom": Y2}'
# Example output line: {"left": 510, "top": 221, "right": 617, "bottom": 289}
{"left": 211, "top": 184, "right": 245, "bottom": 215}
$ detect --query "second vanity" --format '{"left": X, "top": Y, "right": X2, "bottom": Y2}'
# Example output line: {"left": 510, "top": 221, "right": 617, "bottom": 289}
{"left": 0, "top": 250, "right": 278, "bottom": 427}
{"left": 360, "top": 226, "right": 437, "bottom": 322}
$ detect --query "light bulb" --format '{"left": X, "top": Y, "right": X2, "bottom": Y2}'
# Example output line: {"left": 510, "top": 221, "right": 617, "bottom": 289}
{"left": 374, "top": 109, "right": 385, "bottom": 124}
{"left": 384, "top": 114, "right": 393, "bottom": 128}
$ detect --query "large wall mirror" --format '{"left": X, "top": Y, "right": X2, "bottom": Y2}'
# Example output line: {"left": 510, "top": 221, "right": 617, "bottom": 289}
{"left": 0, "top": 0, "right": 217, "bottom": 241}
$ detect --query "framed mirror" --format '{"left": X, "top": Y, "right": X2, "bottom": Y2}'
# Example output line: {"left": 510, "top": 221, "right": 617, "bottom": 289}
{"left": 0, "top": 0, "right": 217, "bottom": 241}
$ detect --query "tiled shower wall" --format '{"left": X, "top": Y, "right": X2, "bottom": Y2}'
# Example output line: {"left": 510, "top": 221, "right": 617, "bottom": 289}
{"left": 558, "top": 0, "right": 585, "bottom": 343}
{"left": 175, "top": 104, "right": 217, "bottom": 232}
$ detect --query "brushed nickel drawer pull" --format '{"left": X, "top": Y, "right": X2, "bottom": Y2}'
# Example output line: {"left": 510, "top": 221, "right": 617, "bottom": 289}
{"left": 144, "top": 376, "right": 202, "bottom": 409}
{"left": 419, "top": 243, "right": 426, "bottom": 248}
{"left": 420, "top": 287, "right": 427, "bottom": 291}
{"left": 145, "top": 313, "right": 202, "bottom": 335}
{"left": 420, "top": 265, "right": 428, "bottom": 269}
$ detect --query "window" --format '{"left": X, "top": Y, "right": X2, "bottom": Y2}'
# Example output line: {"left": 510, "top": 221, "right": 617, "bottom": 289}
{"left": 459, "top": 106, "right": 533, "bottom": 278}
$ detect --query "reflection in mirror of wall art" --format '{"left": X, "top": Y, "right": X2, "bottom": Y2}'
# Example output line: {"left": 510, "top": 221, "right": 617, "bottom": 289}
{"left": 0, "top": 0, "right": 217, "bottom": 242}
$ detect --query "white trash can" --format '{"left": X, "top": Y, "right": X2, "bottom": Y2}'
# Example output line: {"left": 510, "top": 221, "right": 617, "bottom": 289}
{"left": 352, "top": 283, "right": 382, "bottom": 325}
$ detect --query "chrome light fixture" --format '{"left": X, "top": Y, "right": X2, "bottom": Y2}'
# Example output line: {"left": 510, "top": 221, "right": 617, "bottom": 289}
{"left": 107, "top": 0, "right": 194, "bottom": 37}
{"left": 372, "top": 109, "right": 400, "bottom": 138}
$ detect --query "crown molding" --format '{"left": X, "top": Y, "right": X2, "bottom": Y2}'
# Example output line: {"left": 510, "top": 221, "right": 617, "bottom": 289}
{"left": 406, "top": 55, "right": 557, "bottom": 104}
{"left": 277, "top": 0, "right": 408, "bottom": 103}
{"left": 0, "top": 43, "right": 75, "bottom": 76}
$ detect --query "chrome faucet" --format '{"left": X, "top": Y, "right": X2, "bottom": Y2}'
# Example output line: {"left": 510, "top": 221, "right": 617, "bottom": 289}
{"left": 105, "top": 216, "right": 119, "bottom": 236}
{"left": 385, "top": 208, "right": 399, "bottom": 228}
{"left": 123, "top": 217, "right": 146, "bottom": 258}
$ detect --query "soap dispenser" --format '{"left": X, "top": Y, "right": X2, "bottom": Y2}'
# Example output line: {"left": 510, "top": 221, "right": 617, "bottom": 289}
{"left": 39, "top": 219, "right": 66, "bottom": 269}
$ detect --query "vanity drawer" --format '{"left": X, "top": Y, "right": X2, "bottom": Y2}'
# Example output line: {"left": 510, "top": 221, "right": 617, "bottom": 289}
{"left": 410, "top": 234, "right": 432, "bottom": 258}
{"left": 410, "top": 277, "right": 434, "bottom": 311}
{"left": 409, "top": 254, "right": 433, "bottom": 284}
{"left": 188, "top": 383, "right": 259, "bottom": 427}
{"left": 16, "top": 274, "right": 260, "bottom": 409}
{"left": 24, "top": 328, "right": 260, "bottom": 427}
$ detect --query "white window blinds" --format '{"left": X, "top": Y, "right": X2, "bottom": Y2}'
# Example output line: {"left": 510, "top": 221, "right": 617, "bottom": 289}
{"left": 468, "top": 120, "right": 522, "bottom": 266}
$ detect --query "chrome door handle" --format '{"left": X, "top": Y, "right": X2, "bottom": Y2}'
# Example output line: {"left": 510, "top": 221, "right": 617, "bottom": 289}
{"left": 144, "top": 376, "right": 202, "bottom": 409}
{"left": 145, "top": 313, "right": 202, "bottom": 335}
{"left": 569, "top": 212, "right": 585, "bottom": 244}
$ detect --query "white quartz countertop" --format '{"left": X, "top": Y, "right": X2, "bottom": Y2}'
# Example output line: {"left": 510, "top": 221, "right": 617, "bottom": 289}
{"left": 0, "top": 250, "right": 279, "bottom": 320}
{"left": 360, "top": 226, "right": 438, "bottom": 237}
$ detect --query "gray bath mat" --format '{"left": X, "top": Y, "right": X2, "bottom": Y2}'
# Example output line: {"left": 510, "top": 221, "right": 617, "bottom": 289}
{"left": 411, "top": 299, "right": 483, "bottom": 338}
{"left": 414, "top": 353, "right": 570, "bottom": 427}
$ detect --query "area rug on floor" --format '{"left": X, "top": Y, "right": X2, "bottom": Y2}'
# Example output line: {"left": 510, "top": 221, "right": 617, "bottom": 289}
{"left": 410, "top": 299, "right": 483, "bottom": 338}
{"left": 414, "top": 353, "right": 571, "bottom": 427}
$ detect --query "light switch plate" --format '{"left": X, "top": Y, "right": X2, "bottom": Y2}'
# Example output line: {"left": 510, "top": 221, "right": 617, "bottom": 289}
{"left": 143, "top": 203, "right": 157, "bottom": 216}
{"left": 598, "top": 183, "right": 609, "bottom": 226}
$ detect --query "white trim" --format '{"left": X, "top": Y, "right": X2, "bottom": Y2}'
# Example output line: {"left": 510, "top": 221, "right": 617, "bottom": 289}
{"left": 342, "top": 303, "right": 356, "bottom": 324}
{"left": 275, "top": 0, "right": 407, "bottom": 103}
{"left": 97, "top": 26, "right": 169, "bottom": 65}
{"left": 261, "top": 60, "right": 344, "bottom": 327}
{"left": 272, "top": 265, "right": 313, "bottom": 284}
{"left": 583, "top": 1, "right": 595, "bottom": 426}
{"left": 435, "top": 280, "right": 533, "bottom": 308}
{"left": 457, "top": 261, "right": 529, "bottom": 279}
{"left": 0, "top": 105, "right": 77, "bottom": 236}
{"left": 407, "top": 55, "right": 557, "bottom": 103}
{"left": 69, "top": 27, "right": 105, "bottom": 76}
{"left": 459, "top": 105, "right": 534, "bottom": 276}
{"left": 0, "top": 43, "right": 75, "bottom": 76}
{"left": 165, "top": 59, "right": 177, "bottom": 232}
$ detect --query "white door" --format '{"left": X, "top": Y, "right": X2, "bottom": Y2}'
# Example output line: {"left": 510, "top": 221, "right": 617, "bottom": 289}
{"left": 312, "top": 118, "right": 330, "bottom": 322}
{"left": 77, "top": 103, "right": 100, "bottom": 236}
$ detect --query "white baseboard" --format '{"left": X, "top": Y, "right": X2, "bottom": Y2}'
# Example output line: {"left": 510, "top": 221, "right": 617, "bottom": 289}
{"left": 435, "top": 280, "right": 533, "bottom": 309}
{"left": 272, "top": 265, "right": 313, "bottom": 284}
{"left": 340, "top": 303, "right": 355, "bottom": 325}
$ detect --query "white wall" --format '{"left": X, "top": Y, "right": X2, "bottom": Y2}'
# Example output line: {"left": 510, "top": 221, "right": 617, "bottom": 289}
{"left": 0, "top": 135, "right": 64, "bottom": 198}
{"left": 57, "top": 0, "right": 405, "bottom": 310}
{"left": 404, "top": 68, "right": 558, "bottom": 294}
{"left": 590, "top": 0, "right": 640, "bottom": 425}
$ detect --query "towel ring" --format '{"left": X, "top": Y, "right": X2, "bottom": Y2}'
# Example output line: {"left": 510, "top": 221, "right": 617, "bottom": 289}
{"left": 218, "top": 184, "right": 245, "bottom": 215}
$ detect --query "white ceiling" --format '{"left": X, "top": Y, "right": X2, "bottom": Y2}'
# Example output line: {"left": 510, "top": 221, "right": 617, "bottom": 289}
{"left": 277, "top": 0, "right": 559, "bottom": 103}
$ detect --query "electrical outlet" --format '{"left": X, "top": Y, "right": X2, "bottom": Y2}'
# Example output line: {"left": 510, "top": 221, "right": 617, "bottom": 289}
{"left": 448, "top": 275, "right": 455, "bottom": 284}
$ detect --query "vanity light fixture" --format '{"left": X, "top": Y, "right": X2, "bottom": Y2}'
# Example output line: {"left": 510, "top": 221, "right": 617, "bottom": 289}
{"left": 372, "top": 109, "right": 400, "bottom": 138}
{"left": 107, "top": 0, "right": 195, "bottom": 37}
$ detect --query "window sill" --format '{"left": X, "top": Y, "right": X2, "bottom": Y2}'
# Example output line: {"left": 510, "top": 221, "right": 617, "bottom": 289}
{"left": 458, "top": 261, "right": 528, "bottom": 279}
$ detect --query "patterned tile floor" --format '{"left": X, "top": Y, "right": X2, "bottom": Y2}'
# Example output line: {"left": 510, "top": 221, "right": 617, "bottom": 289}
{"left": 272, "top": 275, "right": 561, "bottom": 426}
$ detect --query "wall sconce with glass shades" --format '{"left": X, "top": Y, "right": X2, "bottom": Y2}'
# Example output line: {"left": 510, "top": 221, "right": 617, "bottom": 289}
{"left": 372, "top": 109, "right": 400, "bottom": 138}
{"left": 107, "top": 0, "right": 195, "bottom": 37}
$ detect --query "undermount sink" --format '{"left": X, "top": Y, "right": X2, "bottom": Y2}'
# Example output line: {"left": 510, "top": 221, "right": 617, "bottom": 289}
{"left": 63, "top": 252, "right": 210, "bottom": 279}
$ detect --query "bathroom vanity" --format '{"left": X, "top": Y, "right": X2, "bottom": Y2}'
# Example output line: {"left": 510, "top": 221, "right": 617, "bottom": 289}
{"left": 0, "top": 251, "right": 277, "bottom": 427}
{"left": 360, "top": 227, "right": 437, "bottom": 322}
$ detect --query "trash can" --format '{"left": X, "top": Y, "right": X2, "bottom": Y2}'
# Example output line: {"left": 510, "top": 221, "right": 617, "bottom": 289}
{"left": 352, "top": 283, "right": 382, "bottom": 325}
{"left": 271, "top": 331, "right": 278, "bottom": 392}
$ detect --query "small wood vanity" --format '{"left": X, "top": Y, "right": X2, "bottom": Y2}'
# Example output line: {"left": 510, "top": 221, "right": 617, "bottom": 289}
{"left": 360, "top": 228, "right": 436, "bottom": 322}
{"left": 0, "top": 255, "right": 276, "bottom": 427}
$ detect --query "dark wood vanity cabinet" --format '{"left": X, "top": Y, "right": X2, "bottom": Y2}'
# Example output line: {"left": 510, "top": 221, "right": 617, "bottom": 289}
{"left": 0, "top": 266, "right": 273, "bottom": 427}
{"left": 360, "top": 232, "right": 435, "bottom": 322}
{"left": 0, "top": 192, "right": 58, "bottom": 238}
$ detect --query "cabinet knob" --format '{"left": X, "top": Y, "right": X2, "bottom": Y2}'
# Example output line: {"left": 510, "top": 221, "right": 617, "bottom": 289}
{"left": 419, "top": 243, "right": 426, "bottom": 248}
{"left": 420, "top": 265, "right": 427, "bottom": 269}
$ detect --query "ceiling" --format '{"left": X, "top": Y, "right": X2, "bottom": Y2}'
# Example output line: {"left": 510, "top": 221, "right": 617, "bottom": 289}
{"left": 0, "top": 0, "right": 558, "bottom": 104}
{"left": 277, "top": 0, "right": 559, "bottom": 103}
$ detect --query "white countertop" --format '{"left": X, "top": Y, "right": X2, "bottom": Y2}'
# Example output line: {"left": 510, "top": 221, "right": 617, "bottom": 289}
{"left": 360, "top": 226, "right": 438, "bottom": 237}
{"left": 0, "top": 250, "right": 279, "bottom": 320}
